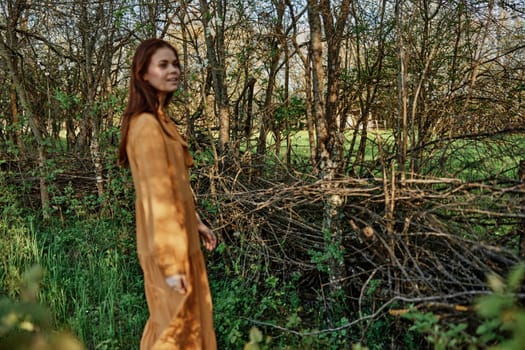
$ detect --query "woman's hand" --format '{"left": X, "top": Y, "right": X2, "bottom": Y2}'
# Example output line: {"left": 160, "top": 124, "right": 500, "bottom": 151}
{"left": 196, "top": 213, "right": 217, "bottom": 251}
{"left": 165, "top": 274, "right": 188, "bottom": 294}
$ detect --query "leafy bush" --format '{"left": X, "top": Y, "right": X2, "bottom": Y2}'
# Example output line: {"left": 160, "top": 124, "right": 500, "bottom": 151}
{"left": 402, "top": 264, "right": 525, "bottom": 350}
{"left": 0, "top": 265, "right": 84, "bottom": 350}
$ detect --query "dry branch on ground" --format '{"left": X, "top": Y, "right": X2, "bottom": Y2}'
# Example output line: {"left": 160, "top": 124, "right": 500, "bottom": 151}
{"left": 197, "top": 164, "right": 524, "bottom": 321}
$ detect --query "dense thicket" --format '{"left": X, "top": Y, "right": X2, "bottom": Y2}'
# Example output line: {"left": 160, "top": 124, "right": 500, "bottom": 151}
{"left": 1, "top": 0, "right": 525, "bottom": 348}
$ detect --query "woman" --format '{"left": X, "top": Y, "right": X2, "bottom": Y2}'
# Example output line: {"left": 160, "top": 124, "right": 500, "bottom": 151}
{"left": 118, "top": 38, "right": 217, "bottom": 350}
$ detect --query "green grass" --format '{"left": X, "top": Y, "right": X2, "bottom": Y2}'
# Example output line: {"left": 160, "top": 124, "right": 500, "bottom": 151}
{"left": 422, "top": 135, "right": 525, "bottom": 181}
{"left": 255, "top": 129, "right": 391, "bottom": 175}
{"left": 38, "top": 219, "right": 145, "bottom": 349}
{"left": 0, "top": 212, "right": 146, "bottom": 349}
{"left": 0, "top": 215, "right": 41, "bottom": 300}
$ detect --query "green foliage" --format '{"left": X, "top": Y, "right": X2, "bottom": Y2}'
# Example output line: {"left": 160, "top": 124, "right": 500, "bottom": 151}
{"left": 0, "top": 171, "right": 145, "bottom": 348}
{"left": 211, "top": 273, "right": 300, "bottom": 347}
{"left": 274, "top": 94, "right": 306, "bottom": 131}
{"left": 402, "top": 264, "right": 525, "bottom": 350}
{"left": 243, "top": 327, "right": 271, "bottom": 350}
{"left": 36, "top": 218, "right": 146, "bottom": 349}
{"left": 309, "top": 229, "right": 345, "bottom": 276}
{"left": 49, "top": 182, "right": 96, "bottom": 218}
{"left": 476, "top": 265, "right": 525, "bottom": 350}
{"left": 402, "top": 308, "right": 474, "bottom": 350}
{"left": 0, "top": 265, "right": 84, "bottom": 350}
{"left": 0, "top": 175, "right": 39, "bottom": 300}
{"left": 53, "top": 89, "right": 81, "bottom": 112}
{"left": 42, "top": 138, "right": 135, "bottom": 222}
{"left": 210, "top": 245, "right": 356, "bottom": 349}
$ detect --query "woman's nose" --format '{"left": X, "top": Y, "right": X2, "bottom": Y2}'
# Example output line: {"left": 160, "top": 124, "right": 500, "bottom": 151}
{"left": 171, "top": 65, "right": 181, "bottom": 75}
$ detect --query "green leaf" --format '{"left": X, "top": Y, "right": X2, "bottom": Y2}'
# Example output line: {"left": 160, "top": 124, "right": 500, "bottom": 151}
{"left": 476, "top": 318, "right": 501, "bottom": 336}
{"left": 487, "top": 273, "right": 505, "bottom": 293}
{"left": 445, "top": 322, "right": 467, "bottom": 337}
{"left": 507, "top": 264, "right": 525, "bottom": 292}
{"left": 285, "top": 312, "right": 301, "bottom": 328}
{"left": 477, "top": 294, "right": 513, "bottom": 319}
{"left": 249, "top": 327, "right": 263, "bottom": 343}
{"left": 244, "top": 343, "right": 260, "bottom": 350}
{"left": 21, "top": 265, "right": 44, "bottom": 302}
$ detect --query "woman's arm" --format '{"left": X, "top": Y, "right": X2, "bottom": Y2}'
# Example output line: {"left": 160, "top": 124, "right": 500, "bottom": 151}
{"left": 131, "top": 115, "right": 189, "bottom": 281}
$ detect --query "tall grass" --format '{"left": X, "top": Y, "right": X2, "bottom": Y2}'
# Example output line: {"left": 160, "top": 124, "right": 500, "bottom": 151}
{"left": 0, "top": 170, "right": 146, "bottom": 349}
{"left": 35, "top": 219, "right": 146, "bottom": 349}
{"left": 0, "top": 212, "right": 41, "bottom": 300}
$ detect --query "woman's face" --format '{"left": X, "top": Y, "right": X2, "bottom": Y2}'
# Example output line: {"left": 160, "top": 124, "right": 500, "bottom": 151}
{"left": 143, "top": 47, "right": 181, "bottom": 96}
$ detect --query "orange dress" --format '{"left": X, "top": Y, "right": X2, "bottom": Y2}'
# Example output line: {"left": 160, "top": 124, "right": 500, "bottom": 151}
{"left": 126, "top": 112, "right": 217, "bottom": 350}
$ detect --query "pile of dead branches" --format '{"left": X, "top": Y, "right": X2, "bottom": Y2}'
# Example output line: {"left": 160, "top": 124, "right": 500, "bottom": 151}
{"left": 196, "top": 163, "right": 525, "bottom": 316}
{"left": 4, "top": 148, "right": 524, "bottom": 321}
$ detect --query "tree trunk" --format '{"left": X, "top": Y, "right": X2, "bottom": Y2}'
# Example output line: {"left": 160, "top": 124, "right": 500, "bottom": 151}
{"left": 9, "top": 84, "right": 23, "bottom": 150}
{"left": 80, "top": 0, "right": 104, "bottom": 197}
{"left": 395, "top": 0, "right": 408, "bottom": 181}
{"left": 233, "top": 77, "right": 256, "bottom": 150}
{"left": 518, "top": 160, "right": 525, "bottom": 258}
{"left": 288, "top": 0, "right": 316, "bottom": 167}
{"left": 256, "top": 0, "right": 285, "bottom": 167}
{"left": 199, "top": 0, "right": 230, "bottom": 155}
{"left": 308, "top": 0, "right": 326, "bottom": 163}
{"left": 308, "top": 0, "right": 351, "bottom": 317}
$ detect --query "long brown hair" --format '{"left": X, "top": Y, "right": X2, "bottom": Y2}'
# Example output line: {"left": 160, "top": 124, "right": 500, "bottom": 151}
{"left": 118, "top": 38, "right": 181, "bottom": 166}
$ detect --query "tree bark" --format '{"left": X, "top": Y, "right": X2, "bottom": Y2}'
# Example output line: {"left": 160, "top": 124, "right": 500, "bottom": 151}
{"left": 308, "top": 0, "right": 351, "bottom": 314}
{"left": 395, "top": 0, "right": 408, "bottom": 182}
{"left": 256, "top": 0, "right": 286, "bottom": 166}
{"left": 79, "top": 0, "right": 105, "bottom": 197}
{"left": 288, "top": 1, "right": 316, "bottom": 166}
{"left": 518, "top": 160, "right": 525, "bottom": 258}
{"left": 199, "top": 0, "right": 230, "bottom": 155}
{"left": 8, "top": 84, "right": 23, "bottom": 150}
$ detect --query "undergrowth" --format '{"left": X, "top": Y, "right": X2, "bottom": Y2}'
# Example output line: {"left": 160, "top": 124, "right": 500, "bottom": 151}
{"left": 1, "top": 164, "right": 401, "bottom": 349}
{"left": 1, "top": 131, "right": 525, "bottom": 349}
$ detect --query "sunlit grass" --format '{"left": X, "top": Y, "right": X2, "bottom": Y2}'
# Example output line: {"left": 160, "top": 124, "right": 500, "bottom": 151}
{"left": 0, "top": 207, "right": 146, "bottom": 348}
{"left": 34, "top": 219, "right": 146, "bottom": 349}
{"left": 0, "top": 214, "right": 41, "bottom": 300}
{"left": 424, "top": 134, "right": 525, "bottom": 181}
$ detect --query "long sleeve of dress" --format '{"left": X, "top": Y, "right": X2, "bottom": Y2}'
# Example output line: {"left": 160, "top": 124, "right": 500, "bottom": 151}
{"left": 131, "top": 115, "right": 189, "bottom": 278}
